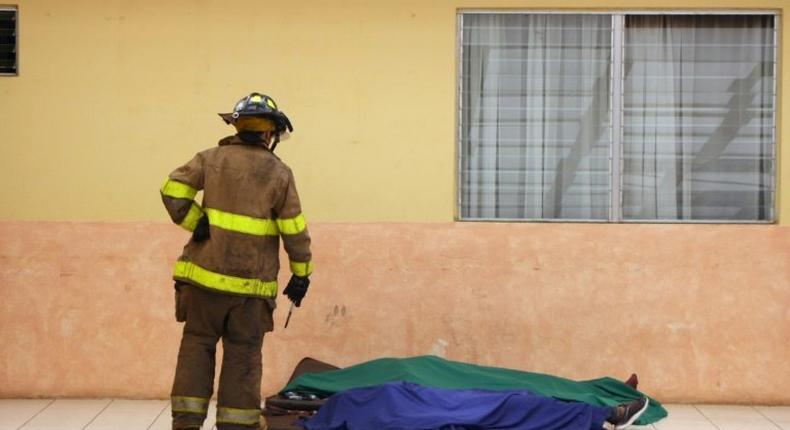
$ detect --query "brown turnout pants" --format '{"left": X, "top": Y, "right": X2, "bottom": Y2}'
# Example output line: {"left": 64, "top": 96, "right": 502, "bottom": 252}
{"left": 171, "top": 283, "right": 274, "bottom": 430}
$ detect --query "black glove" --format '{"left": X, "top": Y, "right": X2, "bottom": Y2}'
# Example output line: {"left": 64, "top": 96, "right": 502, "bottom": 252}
{"left": 283, "top": 275, "right": 310, "bottom": 307}
{"left": 192, "top": 215, "right": 210, "bottom": 242}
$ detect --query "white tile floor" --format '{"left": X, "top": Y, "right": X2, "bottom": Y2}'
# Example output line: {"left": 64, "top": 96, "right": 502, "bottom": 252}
{"left": 0, "top": 399, "right": 788, "bottom": 429}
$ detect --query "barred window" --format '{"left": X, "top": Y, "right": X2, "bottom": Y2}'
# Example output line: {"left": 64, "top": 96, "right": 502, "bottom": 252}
{"left": 458, "top": 12, "right": 777, "bottom": 222}
{"left": 0, "top": 7, "right": 17, "bottom": 75}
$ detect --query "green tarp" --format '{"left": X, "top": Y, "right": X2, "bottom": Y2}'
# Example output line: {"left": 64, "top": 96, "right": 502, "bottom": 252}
{"left": 282, "top": 355, "right": 667, "bottom": 425}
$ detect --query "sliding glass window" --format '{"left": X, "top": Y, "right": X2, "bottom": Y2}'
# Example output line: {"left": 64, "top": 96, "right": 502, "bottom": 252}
{"left": 458, "top": 12, "right": 777, "bottom": 222}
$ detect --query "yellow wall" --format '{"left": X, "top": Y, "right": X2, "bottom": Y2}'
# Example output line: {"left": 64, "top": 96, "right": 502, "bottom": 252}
{"left": 1, "top": 2, "right": 789, "bottom": 403}
{"left": 0, "top": 0, "right": 786, "bottom": 222}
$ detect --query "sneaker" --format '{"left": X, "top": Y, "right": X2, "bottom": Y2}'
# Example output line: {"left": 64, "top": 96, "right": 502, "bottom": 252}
{"left": 607, "top": 397, "right": 649, "bottom": 429}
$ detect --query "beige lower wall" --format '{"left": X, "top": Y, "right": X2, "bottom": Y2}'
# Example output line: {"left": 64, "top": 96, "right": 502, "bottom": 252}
{"left": 0, "top": 221, "right": 788, "bottom": 404}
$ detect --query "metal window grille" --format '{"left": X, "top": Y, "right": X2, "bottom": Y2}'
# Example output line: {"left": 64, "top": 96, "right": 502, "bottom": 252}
{"left": 457, "top": 12, "right": 778, "bottom": 223}
{"left": 0, "top": 7, "right": 17, "bottom": 75}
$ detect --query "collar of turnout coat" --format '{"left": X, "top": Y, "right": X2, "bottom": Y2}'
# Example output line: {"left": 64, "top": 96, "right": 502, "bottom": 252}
{"left": 219, "top": 133, "right": 272, "bottom": 149}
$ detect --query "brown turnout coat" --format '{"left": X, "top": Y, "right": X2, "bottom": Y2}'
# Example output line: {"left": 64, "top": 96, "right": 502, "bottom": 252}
{"left": 160, "top": 135, "right": 312, "bottom": 298}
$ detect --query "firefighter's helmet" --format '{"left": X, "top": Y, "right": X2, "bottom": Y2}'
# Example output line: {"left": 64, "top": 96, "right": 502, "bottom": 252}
{"left": 219, "top": 93, "right": 293, "bottom": 134}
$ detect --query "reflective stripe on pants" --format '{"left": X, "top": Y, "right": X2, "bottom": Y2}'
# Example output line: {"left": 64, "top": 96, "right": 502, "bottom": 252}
{"left": 216, "top": 406, "right": 261, "bottom": 426}
{"left": 171, "top": 395, "right": 210, "bottom": 415}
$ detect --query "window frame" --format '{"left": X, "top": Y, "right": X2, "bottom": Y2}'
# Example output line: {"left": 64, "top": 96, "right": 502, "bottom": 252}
{"left": 0, "top": 5, "right": 18, "bottom": 76}
{"left": 455, "top": 10, "right": 780, "bottom": 224}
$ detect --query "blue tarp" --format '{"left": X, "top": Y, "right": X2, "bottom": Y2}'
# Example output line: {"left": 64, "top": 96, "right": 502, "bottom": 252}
{"left": 300, "top": 381, "right": 612, "bottom": 430}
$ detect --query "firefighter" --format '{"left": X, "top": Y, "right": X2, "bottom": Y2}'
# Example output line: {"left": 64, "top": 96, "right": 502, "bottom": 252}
{"left": 160, "top": 93, "right": 313, "bottom": 430}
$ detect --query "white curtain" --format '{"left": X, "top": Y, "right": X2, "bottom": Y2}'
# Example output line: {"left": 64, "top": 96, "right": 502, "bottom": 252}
{"left": 460, "top": 14, "right": 612, "bottom": 220}
{"left": 622, "top": 15, "right": 775, "bottom": 221}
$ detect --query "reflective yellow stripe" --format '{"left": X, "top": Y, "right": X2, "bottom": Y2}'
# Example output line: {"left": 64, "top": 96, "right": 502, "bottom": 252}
{"left": 290, "top": 261, "right": 314, "bottom": 277}
{"left": 171, "top": 396, "right": 209, "bottom": 414}
{"left": 205, "top": 208, "right": 279, "bottom": 236}
{"left": 161, "top": 179, "right": 198, "bottom": 200}
{"left": 216, "top": 406, "right": 261, "bottom": 426}
{"left": 173, "top": 261, "right": 278, "bottom": 298}
{"left": 180, "top": 203, "right": 204, "bottom": 232}
{"left": 276, "top": 213, "right": 307, "bottom": 235}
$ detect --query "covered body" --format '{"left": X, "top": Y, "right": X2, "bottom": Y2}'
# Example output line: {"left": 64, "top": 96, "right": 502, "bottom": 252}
{"left": 300, "top": 381, "right": 612, "bottom": 430}
{"left": 284, "top": 356, "right": 666, "bottom": 425}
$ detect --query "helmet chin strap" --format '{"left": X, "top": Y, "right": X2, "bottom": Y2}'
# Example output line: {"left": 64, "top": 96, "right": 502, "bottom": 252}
{"left": 270, "top": 134, "right": 280, "bottom": 152}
